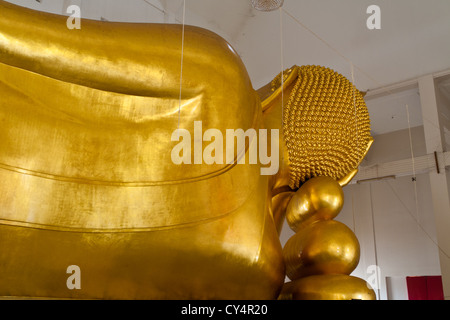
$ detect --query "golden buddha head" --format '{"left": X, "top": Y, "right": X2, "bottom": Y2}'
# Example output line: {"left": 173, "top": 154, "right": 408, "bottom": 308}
{"left": 261, "top": 65, "right": 373, "bottom": 190}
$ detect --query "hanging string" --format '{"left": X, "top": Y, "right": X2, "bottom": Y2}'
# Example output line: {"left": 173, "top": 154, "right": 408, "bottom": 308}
{"left": 141, "top": 0, "right": 166, "bottom": 15}
{"left": 406, "top": 104, "right": 420, "bottom": 225}
{"left": 401, "top": 105, "right": 450, "bottom": 259}
{"left": 282, "top": 7, "right": 445, "bottom": 138}
{"left": 406, "top": 105, "right": 416, "bottom": 178}
{"left": 386, "top": 181, "right": 450, "bottom": 259}
{"left": 141, "top": 0, "right": 183, "bottom": 23}
{"left": 279, "top": 7, "right": 284, "bottom": 126}
{"left": 368, "top": 184, "right": 381, "bottom": 300}
{"left": 351, "top": 187, "right": 356, "bottom": 233}
{"left": 350, "top": 62, "right": 359, "bottom": 149}
{"left": 177, "top": 0, "right": 186, "bottom": 136}
{"left": 282, "top": 8, "right": 381, "bottom": 90}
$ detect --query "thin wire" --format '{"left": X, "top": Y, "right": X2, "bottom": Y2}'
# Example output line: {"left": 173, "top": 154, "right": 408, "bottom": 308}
{"left": 141, "top": 0, "right": 166, "bottom": 14}
{"left": 369, "top": 184, "right": 381, "bottom": 300}
{"left": 350, "top": 62, "right": 359, "bottom": 149}
{"left": 351, "top": 188, "right": 356, "bottom": 233}
{"left": 177, "top": 0, "right": 186, "bottom": 136}
{"left": 406, "top": 104, "right": 420, "bottom": 225}
{"left": 406, "top": 105, "right": 417, "bottom": 178}
{"left": 279, "top": 7, "right": 284, "bottom": 126}
{"left": 282, "top": 8, "right": 381, "bottom": 90}
{"left": 141, "top": 0, "right": 183, "bottom": 23}
{"left": 404, "top": 104, "right": 450, "bottom": 259}
{"left": 386, "top": 181, "right": 450, "bottom": 259}
{"left": 273, "top": 6, "right": 443, "bottom": 140}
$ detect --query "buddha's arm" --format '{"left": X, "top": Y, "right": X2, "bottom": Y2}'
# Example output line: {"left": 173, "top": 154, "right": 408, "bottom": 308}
{"left": 0, "top": 0, "right": 250, "bottom": 98}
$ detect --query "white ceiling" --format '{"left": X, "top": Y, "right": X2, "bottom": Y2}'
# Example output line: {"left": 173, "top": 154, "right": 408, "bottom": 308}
{"left": 4, "top": 0, "right": 450, "bottom": 135}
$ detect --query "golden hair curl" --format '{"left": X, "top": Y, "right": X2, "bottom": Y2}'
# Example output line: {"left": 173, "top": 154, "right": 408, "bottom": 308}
{"left": 273, "top": 65, "right": 372, "bottom": 189}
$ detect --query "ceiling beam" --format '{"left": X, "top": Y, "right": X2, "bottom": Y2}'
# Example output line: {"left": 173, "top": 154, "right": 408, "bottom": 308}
{"left": 365, "top": 68, "right": 450, "bottom": 101}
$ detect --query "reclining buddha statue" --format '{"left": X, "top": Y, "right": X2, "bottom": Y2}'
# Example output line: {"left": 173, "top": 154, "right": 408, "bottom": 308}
{"left": 0, "top": 1, "right": 375, "bottom": 299}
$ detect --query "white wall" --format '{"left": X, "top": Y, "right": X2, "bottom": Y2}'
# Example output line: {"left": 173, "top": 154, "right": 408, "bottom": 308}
{"left": 386, "top": 276, "right": 408, "bottom": 300}
{"left": 341, "top": 174, "right": 441, "bottom": 300}
{"left": 363, "top": 125, "right": 427, "bottom": 165}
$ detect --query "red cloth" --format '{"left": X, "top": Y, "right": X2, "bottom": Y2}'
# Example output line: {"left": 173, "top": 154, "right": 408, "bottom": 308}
{"left": 406, "top": 276, "right": 444, "bottom": 300}
{"left": 427, "top": 276, "right": 444, "bottom": 300}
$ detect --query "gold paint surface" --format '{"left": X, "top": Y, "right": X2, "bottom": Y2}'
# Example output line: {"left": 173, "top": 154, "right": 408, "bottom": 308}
{"left": 270, "top": 191, "right": 295, "bottom": 235}
{"left": 0, "top": 1, "right": 284, "bottom": 299}
{"left": 263, "top": 65, "right": 373, "bottom": 190}
{"left": 281, "top": 275, "right": 376, "bottom": 300}
{"left": 0, "top": 1, "right": 375, "bottom": 300}
{"left": 285, "top": 176, "right": 344, "bottom": 232}
{"left": 283, "top": 220, "right": 360, "bottom": 280}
